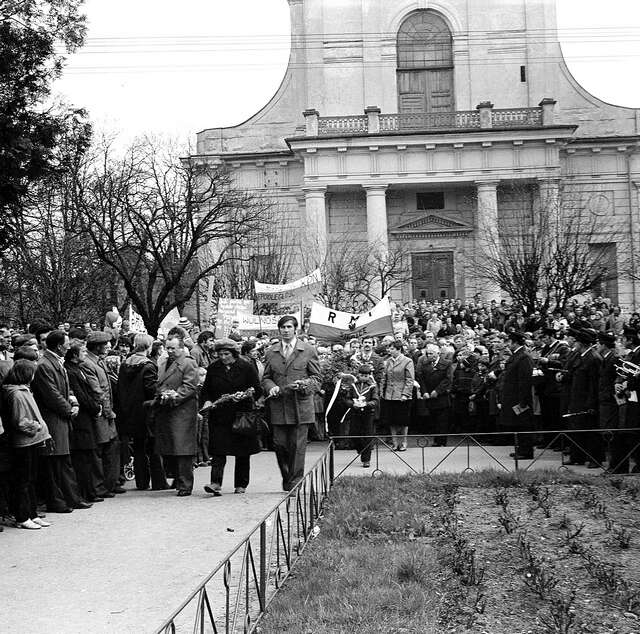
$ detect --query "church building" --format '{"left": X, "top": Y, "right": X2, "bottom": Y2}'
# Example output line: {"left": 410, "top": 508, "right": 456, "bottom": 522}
{"left": 193, "top": 0, "right": 640, "bottom": 307}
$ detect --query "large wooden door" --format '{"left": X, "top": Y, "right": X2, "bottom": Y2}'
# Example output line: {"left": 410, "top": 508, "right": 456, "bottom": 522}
{"left": 398, "top": 69, "right": 454, "bottom": 114}
{"left": 412, "top": 252, "right": 455, "bottom": 301}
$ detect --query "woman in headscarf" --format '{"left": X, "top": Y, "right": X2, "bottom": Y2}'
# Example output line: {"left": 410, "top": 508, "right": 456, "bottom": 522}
{"left": 201, "top": 339, "right": 262, "bottom": 495}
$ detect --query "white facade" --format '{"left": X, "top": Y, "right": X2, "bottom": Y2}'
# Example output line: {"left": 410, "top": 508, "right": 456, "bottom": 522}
{"left": 194, "top": 0, "right": 640, "bottom": 307}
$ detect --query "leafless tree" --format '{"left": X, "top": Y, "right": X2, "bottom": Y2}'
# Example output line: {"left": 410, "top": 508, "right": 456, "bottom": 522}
{"left": 74, "top": 138, "right": 273, "bottom": 335}
{"left": 473, "top": 183, "right": 622, "bottom": 313}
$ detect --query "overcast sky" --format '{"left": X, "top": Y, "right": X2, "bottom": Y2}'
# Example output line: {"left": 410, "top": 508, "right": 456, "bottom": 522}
{"left": 53, "top": 0, "right": 640, "bottom": 144}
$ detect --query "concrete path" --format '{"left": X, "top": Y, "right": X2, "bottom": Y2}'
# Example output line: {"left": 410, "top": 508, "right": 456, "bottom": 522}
{"left": 0, "top": 441, "right": 597, "bottom": 633}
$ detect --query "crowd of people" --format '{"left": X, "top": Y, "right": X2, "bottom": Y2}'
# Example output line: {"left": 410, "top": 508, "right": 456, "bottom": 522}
{"left": 0, "top": 294, "right": 638, "bottom": 532}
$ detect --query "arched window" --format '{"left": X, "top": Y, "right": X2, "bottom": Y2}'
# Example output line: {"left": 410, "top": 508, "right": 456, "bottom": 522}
{"left": 397, "top": 11, "right": 454, "bottom": 114}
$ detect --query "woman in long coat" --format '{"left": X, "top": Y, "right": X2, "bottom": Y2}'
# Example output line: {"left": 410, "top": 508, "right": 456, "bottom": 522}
{"left": 201, "top": 339, "right": 262, "bottom": 495}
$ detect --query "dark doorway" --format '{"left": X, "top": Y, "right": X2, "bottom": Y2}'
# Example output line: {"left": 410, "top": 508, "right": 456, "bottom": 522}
{"left": 412, "top": 252, "right": 454, "bottom": 300}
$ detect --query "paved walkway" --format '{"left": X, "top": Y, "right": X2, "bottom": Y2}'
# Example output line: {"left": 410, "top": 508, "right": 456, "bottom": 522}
{"left": 0, "top": 441, "right": 598, "bottom": 633}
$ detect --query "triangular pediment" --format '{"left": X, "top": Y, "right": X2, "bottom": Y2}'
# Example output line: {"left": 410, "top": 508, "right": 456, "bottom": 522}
{"left": 390, "top": 213, "right": 473, "bottom": 237}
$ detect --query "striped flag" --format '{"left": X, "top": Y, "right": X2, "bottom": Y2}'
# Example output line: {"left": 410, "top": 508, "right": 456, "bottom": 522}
{"left": 308, "top": 297, "right": 394, "bottom": 342}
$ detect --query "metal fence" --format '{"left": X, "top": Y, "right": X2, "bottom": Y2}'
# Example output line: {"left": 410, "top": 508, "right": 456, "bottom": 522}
{"left": 331, "top": 428, "right": 640, "bottom": 478}
{"left": 155, "top": 427, "right": 640, "bottom": 632}
{"left": 154, "top": 445, "right": 334, "bottom": 634}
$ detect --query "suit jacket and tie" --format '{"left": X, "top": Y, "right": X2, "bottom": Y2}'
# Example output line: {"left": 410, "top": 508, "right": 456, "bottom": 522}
{"left": 262, "top": 339, "right": 321, "bottom": 426}
{"left": 499, "top": 347, "right": 534, "bottom": 430}
{"left": 154, "top": 354, "right": 199, "bottom": 455}
{"left": 32, "top": 350, "right": 74, "bottom": 456}
{"left": 82, "top": 351, "right": 118, "bottom": 445}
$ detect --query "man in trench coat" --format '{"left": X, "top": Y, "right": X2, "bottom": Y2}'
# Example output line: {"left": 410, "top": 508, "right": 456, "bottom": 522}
{"left": 262, "top": 315, "right": 321, "bottom": 491}
{"left": 154, "top": 336, "right": 199, "bottom": 496}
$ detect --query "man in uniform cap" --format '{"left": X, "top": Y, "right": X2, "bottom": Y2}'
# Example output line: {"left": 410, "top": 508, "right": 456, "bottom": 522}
{"left": 614, "top": 326, "right": 640, "bottom": 473}
{"left": 559, "top": 327, "right": 600, "bottom": 466}
{"left": 499, "top": 331, "right": 534, "bottom": 460}
{"left": 596, "top": 331, "right": 620, "bottom": 468}
{"left": 84, "top": 330, "right": 124, "bottom": 496}
{"left": 537, "top": 326, "right": 569, "bottom": 448}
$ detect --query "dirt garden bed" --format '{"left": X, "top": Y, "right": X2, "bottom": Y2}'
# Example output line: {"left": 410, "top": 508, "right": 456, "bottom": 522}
{"left": 257, "top": 471, "right": 640, "bottom": 634}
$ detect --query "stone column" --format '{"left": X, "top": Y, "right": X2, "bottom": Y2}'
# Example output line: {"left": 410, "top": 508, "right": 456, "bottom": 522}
{"left": 538, "top": 177, "right": 560, "bottom": 230}
{"left": 303, "top": 186, "right": 328, "bottom": 256}
{"left": 364, "top": 185, "right": 389, "bottom": 255}
{"left": 476, "top": 180, "right": 502, "bottom": 301}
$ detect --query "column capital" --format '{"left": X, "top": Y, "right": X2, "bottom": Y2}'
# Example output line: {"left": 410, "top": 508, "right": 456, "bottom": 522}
{"left": 302, "top": 185, "right": 327, "bottom": 195}
{"left": 474, "top": 180, "right": 500, "bottom": 190}
{"left": 362, "top": 183, "right": 388, "bottom": 193}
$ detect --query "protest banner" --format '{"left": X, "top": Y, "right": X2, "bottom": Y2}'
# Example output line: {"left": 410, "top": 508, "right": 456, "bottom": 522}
{"left": 127, "top": 305, "right": 147, "bottom": 334}
{"left": 254, "top": 269, "right": 321, "bottom": 304}
{"left": 308, "top": 297, "right": 394, "bottom": 341}
{"left": 235, "top": 311, "right": 301, "bottom": 335}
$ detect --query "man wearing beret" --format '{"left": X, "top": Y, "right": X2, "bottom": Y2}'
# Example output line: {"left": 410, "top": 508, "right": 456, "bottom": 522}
{"left": 262, "top": 315, "right": 321, "bottom": 491}
{"left": 498, "top": 331, "right": 534, "bottom": 460}
{"left": 84, "top": 330, "right": 124, "bottom": 496}
{"left": 559, "top": 327, "right": 600, "bottom": 466}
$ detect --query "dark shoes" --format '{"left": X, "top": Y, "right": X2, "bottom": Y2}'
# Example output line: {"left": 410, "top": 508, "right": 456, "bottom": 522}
{"left": 362, "top": 462, "right": 370, "bottom": 468}
{"left": 204, "top": 483, "right": 222, "bottom": 496}
{"left": 509, "top": 452, "right": 533, "bottom": 460}
{"left": 176, "top": 490, "right": 192, "bottom": 497}
{"left": 48, "top": 506, "right": 73, "bottom": 513}
{"left": 73, "top": 501, "right": 93, "bottom": 510}
{"left": 112, "top": 486, "right": 127, "bottom": 494}
{"left": 88, "top": 497, "right": 104, "bottom": 503}
{"left": 234, "top": 487, "right": 246, "bottom": 494}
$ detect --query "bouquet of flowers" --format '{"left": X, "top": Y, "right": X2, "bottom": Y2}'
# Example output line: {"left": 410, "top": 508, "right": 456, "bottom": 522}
{"left": 200, "top": 387, "right": 255, "bottom": 413}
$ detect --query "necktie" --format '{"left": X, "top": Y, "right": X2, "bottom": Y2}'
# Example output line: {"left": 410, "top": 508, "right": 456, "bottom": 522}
{"left": 284, "top": 343, "right": 292, "bottom": 359}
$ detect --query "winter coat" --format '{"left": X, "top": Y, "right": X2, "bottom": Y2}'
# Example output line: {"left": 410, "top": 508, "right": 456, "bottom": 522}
{"left": 499, "top": 347, "right": 534, "bottom": 429}
{"left": 381, "top": 354, "right": 414, "bottom": 401}
{"left": 262, "top": 340, "right": 321, "bottom": 426}
{"left": 1, "top": 384, "right": 51, "bottom": 449}
{"left": 116, "top": 354, "right": 157, "bottom": 439}
{"left": 82, "top": 352, "right": 118, "bottom": 444}
{"left": 66, "top": 362, "right": 100, "bottom": 451}
{"left": 202, "top": 358, "right": 262, "bottom": 456}
{"left": 32, "top": 351, "right": 74, "bottom": 456}
{"left": 154, "top": 354, "right": 199, "bottom": 455}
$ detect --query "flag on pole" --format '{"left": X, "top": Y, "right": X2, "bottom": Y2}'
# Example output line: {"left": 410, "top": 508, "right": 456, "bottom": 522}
{"left": 128, "top": 305, "right": 147, "bottom": 334}
{"left": 254, "top": 269, "right": 322, "bottom": 304}
{"left": 308, "top": 297, "right": 394, "bottom": 342}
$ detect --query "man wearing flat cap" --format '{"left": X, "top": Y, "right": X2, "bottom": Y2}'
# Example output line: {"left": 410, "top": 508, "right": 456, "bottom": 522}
{"left": 499, "top": 331, "right": 534, "bottom": 460}
{"left": 84, "top": 330, "right": 124, "bottom": 496}
{"left": 262, "top": 315, "right": 321, "bottom": 491}
{"left": 559, "top": 327, "right": 600, "bottom": 466}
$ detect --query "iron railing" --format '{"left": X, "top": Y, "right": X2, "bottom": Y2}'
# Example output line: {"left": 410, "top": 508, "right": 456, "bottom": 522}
{"left": 154, "top": 444, "right": 334, "bottom": 634}
{"left": 330, "top": 428, "right": 640, "bottom": 478}
{"left": 155, "top": 427, "right": 640, "bottom": 632}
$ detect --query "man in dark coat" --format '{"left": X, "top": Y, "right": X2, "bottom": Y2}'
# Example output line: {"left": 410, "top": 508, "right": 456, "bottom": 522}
{"left": 560, "top": 327, "right": 600, "bottom": 466}
{"left": 84, "top": 331, "right": 123, "bottom": 495}
{"left": 537, "top": 327, "right": 570, "bottom": 446}
{"left": 597, "top": 331, "right": 619, "bottom": 470}
{"left": 263, "top": 315, "right": 321, "bottom": 491}
{"left": 154, "top": 336, "right": 199, "bottom": 496}
{"left": 498, "top": 331, "right": 534, "bottom": 460}
{"left": 117, "top": 333, "right": 167, "bottom": 490}
{"left": 415, "top": 343, "right": 452, "bottom": 446}
{"left": 32, "top": 330, "right": 91, "bottom": 512}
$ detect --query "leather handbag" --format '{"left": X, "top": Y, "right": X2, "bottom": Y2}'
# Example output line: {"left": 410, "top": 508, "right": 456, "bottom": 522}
{"left": 232, "top": 410, "right": 260, "bottom": 437}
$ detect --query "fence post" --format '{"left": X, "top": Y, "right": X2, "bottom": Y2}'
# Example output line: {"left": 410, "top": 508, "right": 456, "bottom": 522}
{"left": 329, "top": 442, "right": 335, "bottom": 486}
{"left": 259, "top": 521, "right": 267, "bottom": 611}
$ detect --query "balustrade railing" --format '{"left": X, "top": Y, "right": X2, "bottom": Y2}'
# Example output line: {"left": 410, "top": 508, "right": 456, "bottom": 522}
{"left": 314, "top": 107, "right": 542, "bottom": 136}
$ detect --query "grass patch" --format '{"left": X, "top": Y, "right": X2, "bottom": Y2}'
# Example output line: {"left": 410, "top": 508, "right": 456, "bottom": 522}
{"left": 257, "top": 471, "right": 640, "bottom": 633}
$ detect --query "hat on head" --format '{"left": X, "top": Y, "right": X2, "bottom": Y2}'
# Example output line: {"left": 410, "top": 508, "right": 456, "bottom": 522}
{"left": 507, "top": 330, "right": 527, "bottom": 345}
{"left": 567, "top": 327, "right": 597, "bottom": 345}
{"left": 177, "top": 316, "right": 192, "bottom": 330}
{"left": 86, "top": 331, "right": 112, "bottom": 345}
{"left": 357, "top": 363, "right": 373, "bottom": 374}
{"left": 598, "top": 331, "right": 616, "bottom": 347}
{"left": 214, "top": 338, "right": 240, "bottom": 353}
